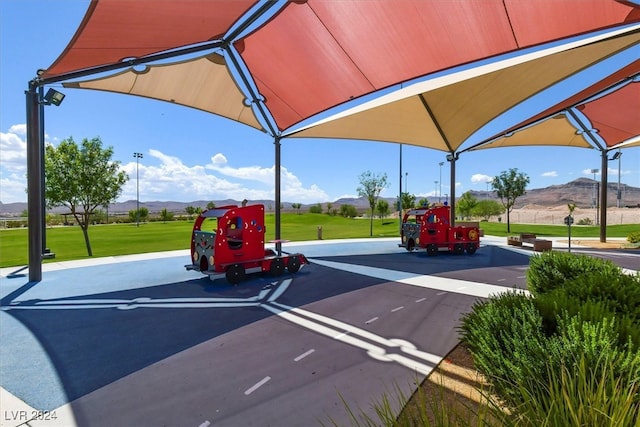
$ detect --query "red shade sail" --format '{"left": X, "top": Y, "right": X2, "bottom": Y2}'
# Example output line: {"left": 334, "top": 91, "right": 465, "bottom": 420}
{"left": 42, "top": 0, "right": 260, "bottom": 78}
{"left": 236, "top": 0, "right": 640, "bottom": 131}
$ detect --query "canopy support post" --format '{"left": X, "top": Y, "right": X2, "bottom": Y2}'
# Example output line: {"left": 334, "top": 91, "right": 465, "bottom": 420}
{"left": 447, "top": 153, "right": 457, "bottom": 227}
{"left": 600, "top": 150, "right": 608, "bottom": 243}
{"left": 274, "top": 136, "right": 282, "bottom": 255}
{"left": 26, "top": 80, "right": 43, "bottom": 282}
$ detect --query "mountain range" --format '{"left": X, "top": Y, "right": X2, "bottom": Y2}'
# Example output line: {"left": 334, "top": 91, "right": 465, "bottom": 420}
{"left": 1, "top": 178, "right": 638, "bottom": 217}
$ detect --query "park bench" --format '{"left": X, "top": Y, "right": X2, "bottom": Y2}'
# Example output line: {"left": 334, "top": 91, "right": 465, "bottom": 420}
{"left": 507, "top": 233, "right": 552, "bottom": 252}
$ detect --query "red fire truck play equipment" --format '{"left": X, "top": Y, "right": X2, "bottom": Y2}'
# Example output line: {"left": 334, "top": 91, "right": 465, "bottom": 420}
{"left": 399, "top": 204, "right": 480, "bottom": 256}
{"left": 185, "top": 204, "right": 308, "bottom": 284}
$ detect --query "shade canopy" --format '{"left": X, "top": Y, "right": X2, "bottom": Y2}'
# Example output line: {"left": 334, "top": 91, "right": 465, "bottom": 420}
{"left": 472, "top": 59, "right": 640, "bottom": 152}
{"left": 64, "top": 53, "right": 265, "bottom": 132}
{"left": 285, "top": 28, "right": 640, "bottom": 153}
{"left": 44, "top": 0, "right": 639, "bottom": 149}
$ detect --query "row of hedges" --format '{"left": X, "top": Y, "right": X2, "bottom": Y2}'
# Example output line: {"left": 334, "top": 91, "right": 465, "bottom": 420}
{"left": 460, "top": 251, "right": 640, "bottom": 425}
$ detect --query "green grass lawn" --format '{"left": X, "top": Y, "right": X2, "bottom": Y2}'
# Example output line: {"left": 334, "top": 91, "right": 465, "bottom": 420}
{"left": 0, "top": 214, "right": 636, "bottom": 268}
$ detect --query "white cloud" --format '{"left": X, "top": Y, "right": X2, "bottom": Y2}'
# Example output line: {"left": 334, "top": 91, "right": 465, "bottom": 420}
{"left": 120, "top": 149, "right": 330, "bottom": 203}
{"left": 583, "top": 168, "right": 600, "bottom": 176}
{"left": 542, "top": 171, "right": 558, "bottom": 177}
{"left": 470, "top": 173, "right": 492, "bottom": 184}
{"left": 0, "top": 127, "right": 28, "bottom": 203}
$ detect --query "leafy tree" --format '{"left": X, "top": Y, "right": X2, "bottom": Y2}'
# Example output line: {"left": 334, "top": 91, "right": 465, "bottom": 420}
{"left": 309, "top": 203, "right": 323, "bottom": 214}
{"left": 206, "top": 201, "right": 216, "bottom": 210}
{"left": 44, "top": 136, "right": 128, "bottom": 256}
{"left": 326, "top": 202, "right": 333, "bottom": 214}
{"left": 291, "top": 203, "right": 302, "bottom": 214}
{"left": 128, "top": 207, "right": 149, "bottom": 223}
{"left": 457, "top": 191, "right": 478, "bottom": 219}
{"left": 492, "top": 168, "right": 530, "bottom": 232}
{"left": 357, "top": 171, "right": 389, "bottom": 236}
{"left": 339, "top": 204, "right": 358, "bottom": 218}
{"left": 401, "top": 192, "right": 416, "bottom": 210}
{"left": 417, "top": 197, "right": 429, "bottom": 208}
{"left": 472, "top": 199, "right": 504, "bottom": 220}
{"left": 376, "top": 199, "right": 390, "bottom": 222}
{"left": 160, "top": 208, "right": 174, "bottom": 223}
{"left": 185, "top": 205, "right": 197, "bottom": 219}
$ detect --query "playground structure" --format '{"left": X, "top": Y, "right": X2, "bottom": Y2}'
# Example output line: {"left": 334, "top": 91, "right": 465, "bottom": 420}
{"left": 185, "top": 204, "right": 308, "bottom": 284}
{"left": 399, "top": 204, "right": 480, "bottom": 256}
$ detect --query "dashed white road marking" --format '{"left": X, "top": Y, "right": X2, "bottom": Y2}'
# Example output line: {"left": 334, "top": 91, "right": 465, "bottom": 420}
{"left": 497, "top": 278, "right": 506, "bottom": 282}
{"left": 199, "top": 421, "right": 211, "bottom": 427}
{"left": 294, "top": 349, "right": 315, "bottom": 362}
{"left": 365, "top": 317, "right": 379, "bottom": 324}
{"left": 436, "top": 292, "right": 447, "bottom": 296}
{"left": 244, "top": 376, "right": 271, "bottom": 395}
{"left": 415, "top": 297, "right": 426, "bottom": 303}
{"left": 391, "top": 306, "right": 404, "bottom": 312}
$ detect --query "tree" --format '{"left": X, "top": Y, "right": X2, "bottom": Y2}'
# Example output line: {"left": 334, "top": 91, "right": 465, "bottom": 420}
{"left": 492, "top": 168, "right": 530, "bottom": 232}
{"left": 417, "top": 197, "right": 429, "bottom": 208}
{"left": 45, "top": 136, "right": 128, "bottom": 256}
{"left": 128, "top": 207, "right": 149, "bottom": 223}
{"left": 376, "top": 199, "right": 390, "bottom": 222}
{"left": 160, "top": 208, "right": 174, "bottom": 223}
{"left": 457, "top": 191, "right": 478, "bottom": 219}
{"left": 185, "top": 205, "right": 197, "bottom": 219}
{"left": 206, "top": 201, "right": 216, "bottom": 210}
{"left": 291, "top": 203, "right": 302, "bottom": 214}
{"left": 472, "top": 199, "right": 504, "bottom": 221}
{"left": 401, "top": 192, "right": 416, "bottom": 210}
{"left": 309, "top": 203, "right": 323, "bottom": 214}
{"left": 339, "top": 204, "right": 358, "bottom": 218}
{"left": 357, "top": 171, "right": 389, "bottom": 236}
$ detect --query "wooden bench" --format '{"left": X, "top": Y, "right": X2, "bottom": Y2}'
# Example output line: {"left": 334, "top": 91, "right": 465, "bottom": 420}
{"left": 507, "top": 233, "right": 552, "bottom": 252}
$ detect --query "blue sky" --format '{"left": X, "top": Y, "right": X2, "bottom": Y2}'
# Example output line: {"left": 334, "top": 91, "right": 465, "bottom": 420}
{"left": 1, "top": 0, "right": 638, "bottom": 205}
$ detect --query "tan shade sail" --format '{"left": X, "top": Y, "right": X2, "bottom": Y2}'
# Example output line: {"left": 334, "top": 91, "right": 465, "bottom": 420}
{"left": 63, "top": 53, "right": 264, "bottom": 131}
{"left": 474, "top": 60, "right": 640, "bottom": 151}
{"left": 285, "top": 27, "right": 640, "bottom": 153}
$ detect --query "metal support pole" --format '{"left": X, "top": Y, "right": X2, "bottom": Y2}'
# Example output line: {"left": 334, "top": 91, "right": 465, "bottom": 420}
{"left": 600, "top": 150, "right": 608, "bottom": 243}
{"left": 274, "top": 137, "right": 282, "bottom": 255}
{"left": 399, "top": 144, "right": 403, "bottom": 234}
{"left": 449, "top": 156, "right": 456, "bottom": 227}
{"left": 26, "top": 81, "right": 43, "bottom": 282}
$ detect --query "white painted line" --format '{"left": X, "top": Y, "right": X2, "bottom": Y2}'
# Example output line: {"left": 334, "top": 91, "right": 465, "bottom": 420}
{"left": 436, "top": 292, "right": 447, "bottom": 295}
{"left": 415, "top": 297, "right": 426, "bottom": 303}
{"left": 334, "top": 331, "right": 351, "bottom": 339}
{"left": 497, "top": 278, "right": 506, "bottom": 282}
{"left": 456, "top": 287, "right": 467, "bottom": 291}
{"left": 244, "top": 376, "right": 271, "bottom": 395}
{"left": 391, "top": 306, "right": 404, "bottom": 312}
{"left": 294, "top": 349, "right": 315, "bottom": 362}
{"left": 267, "top": 279, "right": 292, "bottom": 302}
{"left": 310, "top": 258, "right": 529, "bottom": 298}
{"left": 517, "top": 275, "right": 526, "bottom": 279}
{"left": 365, "top": 317, "right": 379, "bottom": 324}
{"left": 199, "top": 421, "right": 211, "bottom": 427}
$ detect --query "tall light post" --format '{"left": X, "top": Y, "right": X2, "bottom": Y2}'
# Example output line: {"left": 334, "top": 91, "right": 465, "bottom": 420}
{"left": 438, "top": 161, "right": 443, "bottom": 202}
{"left": 405, "top": 172, "right": 408, "bottom": 193}
{"left": 590, "top": 168, "right": 599, "bottom": 224}
{"left": 610, "top": 151, "right": 622, "bottom": 208}
{"left": 134, "top": 152, "right": 143, "bottom": 227}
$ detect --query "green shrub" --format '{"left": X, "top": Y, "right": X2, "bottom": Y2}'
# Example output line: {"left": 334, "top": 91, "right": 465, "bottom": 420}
{"left": 459, "top": 292, "right": 549, "bottom": 406}
{"left": 535, "top": 293, "right": 640, "bottom": 349}
{"left": 526, "top": 251, "right": 621, "bottom": 296}
{"left": 628, "top": 231, "right": 640, "bottom": 244}
{"left": 513, "top": 354, "right": 639, "bottom": 427}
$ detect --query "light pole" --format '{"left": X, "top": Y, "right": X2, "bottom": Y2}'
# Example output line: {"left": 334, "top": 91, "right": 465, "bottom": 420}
{"left": 405, "top": 172, "right": 408, "bottom": 193}
{"left": 438, "top": 162, "right": 443, "bottom": 202}
{"left": 134, "top": 152, "right": 143, "bottom": 227}
{"left": 610, "top": 151, "right": 622, "bottom": 208}
{"left": 590, "top": 168, "right": 599, "bottom": 224}
{"left": 434, "top": 181, "right": 438, "bottom": 202}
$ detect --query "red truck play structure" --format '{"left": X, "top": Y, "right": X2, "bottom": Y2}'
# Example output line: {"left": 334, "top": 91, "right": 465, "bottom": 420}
{"left": 185, "top": 204, "right": 308, "bottom": 284}
{"left": 399, "top": 204, "right": 480, "bottom": 255}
